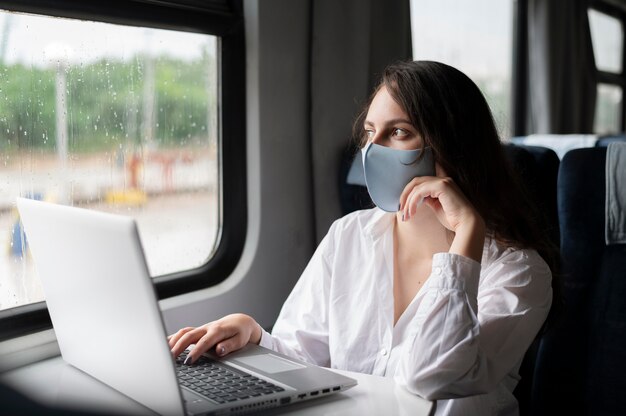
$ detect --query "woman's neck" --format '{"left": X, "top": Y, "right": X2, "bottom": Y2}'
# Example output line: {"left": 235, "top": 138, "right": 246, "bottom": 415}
{"left": 394, "top": 205, "right": 454, "bottom": 262}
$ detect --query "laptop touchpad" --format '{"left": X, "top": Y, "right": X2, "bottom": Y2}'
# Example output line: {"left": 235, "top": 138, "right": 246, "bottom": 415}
{"left": 233, "top": 354, "right": 305, "bottom": 374}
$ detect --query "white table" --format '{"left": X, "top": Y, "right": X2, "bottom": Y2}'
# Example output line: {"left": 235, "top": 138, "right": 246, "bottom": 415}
{"left": 1, "top": 356, "right": 433, "bottom": 415}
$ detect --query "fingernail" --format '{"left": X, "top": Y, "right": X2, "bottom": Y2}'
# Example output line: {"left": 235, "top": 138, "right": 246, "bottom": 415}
{"left": 184, "top": 355, "right": 193, "bottom": 365}
{"left": 219, "top": 346, "right": 226, "bottom": 356}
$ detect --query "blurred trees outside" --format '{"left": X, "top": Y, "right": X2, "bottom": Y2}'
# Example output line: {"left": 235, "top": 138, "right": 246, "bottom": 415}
{"left": 0, "top": 50, "right": 215, "bottom": 155}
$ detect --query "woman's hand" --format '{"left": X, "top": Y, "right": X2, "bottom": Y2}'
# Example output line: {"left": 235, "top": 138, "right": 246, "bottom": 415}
{"left": 399, "top": 176, "right": 486, "bottom": 263}
{"left": 168, "top": 313, "right": 262, "bottom": 364}
{"left": 399, "top": 176, "right": 477, "bottom": 232}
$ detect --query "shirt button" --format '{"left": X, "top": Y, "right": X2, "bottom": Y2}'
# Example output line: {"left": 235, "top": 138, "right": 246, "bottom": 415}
{"left": 381, "top": 349, "right": 388, "bottom": 356}
{"left": 434, "top": 267, "right": 442, "bottom": 275}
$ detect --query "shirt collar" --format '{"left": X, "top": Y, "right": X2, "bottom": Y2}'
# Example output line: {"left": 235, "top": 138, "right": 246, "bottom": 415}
{"left": 363, "top": 207, "right": 396, "bottom": 240}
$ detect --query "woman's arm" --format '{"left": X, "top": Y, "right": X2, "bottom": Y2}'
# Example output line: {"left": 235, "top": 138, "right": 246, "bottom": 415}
{"left": 394, "top": 249, "right": 552, "bottom": 400}
{"left": 396, "top": 175, "right": 552, "bottom": 399}
{"left": 168, "top": 222, "right": 336, "bottom": 366}
{"left": 259, "top": 227, "right": 335, "bottom": 366}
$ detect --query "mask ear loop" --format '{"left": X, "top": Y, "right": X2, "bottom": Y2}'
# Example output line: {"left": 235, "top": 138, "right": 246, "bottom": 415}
{"left": 360, "top": 142, "right": 374, "bottom": 192}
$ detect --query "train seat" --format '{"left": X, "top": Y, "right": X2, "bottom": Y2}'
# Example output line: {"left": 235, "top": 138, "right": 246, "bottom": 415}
{"left": 501, "top": 144, "right": 560, "bottom": 416}
{"left": 532, "top": 145, "right": 626, "bottom": 415}
{"left": 511, "top": 134, "right": 598, "bottom": 159}
{"left": 596, "top": 133, "right": 626, "bottom": 148}
{"left": 502, "top": 144, "right": 560, "bottom": 248}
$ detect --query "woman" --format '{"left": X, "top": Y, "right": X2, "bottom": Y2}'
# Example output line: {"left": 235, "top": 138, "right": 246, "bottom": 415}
{"left": 169, "top": 61, "right": 558, "bottom": 415}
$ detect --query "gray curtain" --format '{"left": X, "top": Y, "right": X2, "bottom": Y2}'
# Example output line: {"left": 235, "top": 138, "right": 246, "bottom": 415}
{"left": 310, "top": 0, "right": 412, "bottom": 241}
{"left": 527, "top": 0, "right": 597, "bottom": 133}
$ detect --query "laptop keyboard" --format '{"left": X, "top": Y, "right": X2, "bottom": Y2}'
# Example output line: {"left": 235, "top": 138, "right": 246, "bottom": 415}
{"left": 176, "top": 351, "right": 285, "bottom": 404}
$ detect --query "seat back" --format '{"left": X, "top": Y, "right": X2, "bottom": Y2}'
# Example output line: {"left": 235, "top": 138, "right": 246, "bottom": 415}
{"left": 532, "top": 147, "right": 626, "bottom": 415}
{"left": 596, "top": 134, "right": 626, "bottom": 148}
{"left": 503, "top": 144, "right": 560, "bottom": 248}
{"left": 511, "top": 134, "right": 598, "bottom": 159}
{"left": 501, "top": 144, "right": 559, "bottom": 416}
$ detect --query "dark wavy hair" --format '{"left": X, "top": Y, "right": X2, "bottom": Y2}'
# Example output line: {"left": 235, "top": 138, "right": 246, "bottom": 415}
{"left": 353, "top": 60, "right": 561, "bottom": 328}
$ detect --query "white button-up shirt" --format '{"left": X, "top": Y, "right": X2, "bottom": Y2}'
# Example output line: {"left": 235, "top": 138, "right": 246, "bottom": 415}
{"left": 259, "top": 208, "right": 552, "bottom": 415}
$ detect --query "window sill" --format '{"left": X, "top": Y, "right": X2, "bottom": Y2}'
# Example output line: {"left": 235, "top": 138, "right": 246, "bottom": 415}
{"left": 0, "top": 329, "right": 60, "bottom": 373}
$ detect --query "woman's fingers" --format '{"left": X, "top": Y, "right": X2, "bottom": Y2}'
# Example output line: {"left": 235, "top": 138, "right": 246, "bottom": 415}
{"left": 407, "top": 188, "right": 423, "bottom": 218}
{"left": 400, "top": 178, "right": 441, "bottom": 219}
{"left": 399, "top": 176, "right": 476, "bottom": 232}
{"left": 167, "top": 327, "right": 195, "bottom": 349}
{"left": 399, "top": 176, "right": 435, "bottom": 211}
{"left": 185, "top": 323, "right": 238, "bottom": 363}
{"left": 171, "top": 327, "right": 207, "bottom": 359}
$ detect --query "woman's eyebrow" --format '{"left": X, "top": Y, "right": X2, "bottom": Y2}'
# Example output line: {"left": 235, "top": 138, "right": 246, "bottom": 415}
{"left": 364, "top": 118, "right": 413, "bottom": 127}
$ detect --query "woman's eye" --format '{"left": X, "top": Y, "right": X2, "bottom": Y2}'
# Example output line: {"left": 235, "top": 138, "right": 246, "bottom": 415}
{"left": 365, "top": 130, "right": 375, "bottom": 139}
{"left": 392, "top": 128, "right": 408, "bottom": 138}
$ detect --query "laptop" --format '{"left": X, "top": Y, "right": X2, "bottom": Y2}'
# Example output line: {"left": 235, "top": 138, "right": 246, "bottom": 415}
{"left": 16, "top": 197, "right": 357, "bottom": 415}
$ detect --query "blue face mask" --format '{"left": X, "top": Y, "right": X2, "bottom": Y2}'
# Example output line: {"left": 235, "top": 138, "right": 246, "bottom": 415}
{"left": 361, "top": 142, "right": 435, "bottom": 212}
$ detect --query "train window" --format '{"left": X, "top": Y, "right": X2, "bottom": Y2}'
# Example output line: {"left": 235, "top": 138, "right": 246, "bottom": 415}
{"left": 588, "top": 8, "right": 623, "bottom": 74}
{"left": 594, "top": 83, "right": 623, "bottom": 134}
{"left": 0, "top": 0, "right": 246, "bottom": 337}
{"left": 588, "top": 4, "right": 625, "bottom": 133}
{"left": 409, "top": 0, "right": 514, "bottom": 137}
{"left": 0, "top": 10, "right": 218, "bottom": 311}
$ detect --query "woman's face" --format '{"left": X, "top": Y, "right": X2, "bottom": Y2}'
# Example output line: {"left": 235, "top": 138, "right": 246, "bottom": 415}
{"left": 363, "top": 86, "right": 423, "bottom": 151}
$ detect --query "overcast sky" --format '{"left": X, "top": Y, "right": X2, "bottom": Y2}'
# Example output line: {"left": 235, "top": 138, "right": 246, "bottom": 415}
{"left": 0, "top": 9, "right": 215, "bottom": 68}
{"left": 410, "top": 0, "right": 513, "bottom": 79}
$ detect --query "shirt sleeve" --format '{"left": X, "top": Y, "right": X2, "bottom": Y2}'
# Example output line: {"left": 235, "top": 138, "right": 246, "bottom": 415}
{"left": 394, "top": 249, "right": 552, "bottom": 401}
{"left": 257, "top": 222, "right": 336, "bottom": 367}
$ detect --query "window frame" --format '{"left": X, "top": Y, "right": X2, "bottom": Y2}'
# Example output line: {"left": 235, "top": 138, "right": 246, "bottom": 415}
{"left": 512, "top": 0, "right": 528, "bottom": 136}
{"left": 589, "top": 0, "right": 626, "bottom": 132}
{"left": 513, "top": 0, "right": 626, "bottom": 135}
{"left": 0, "top": 0, "right": 247, "bottom": 341}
